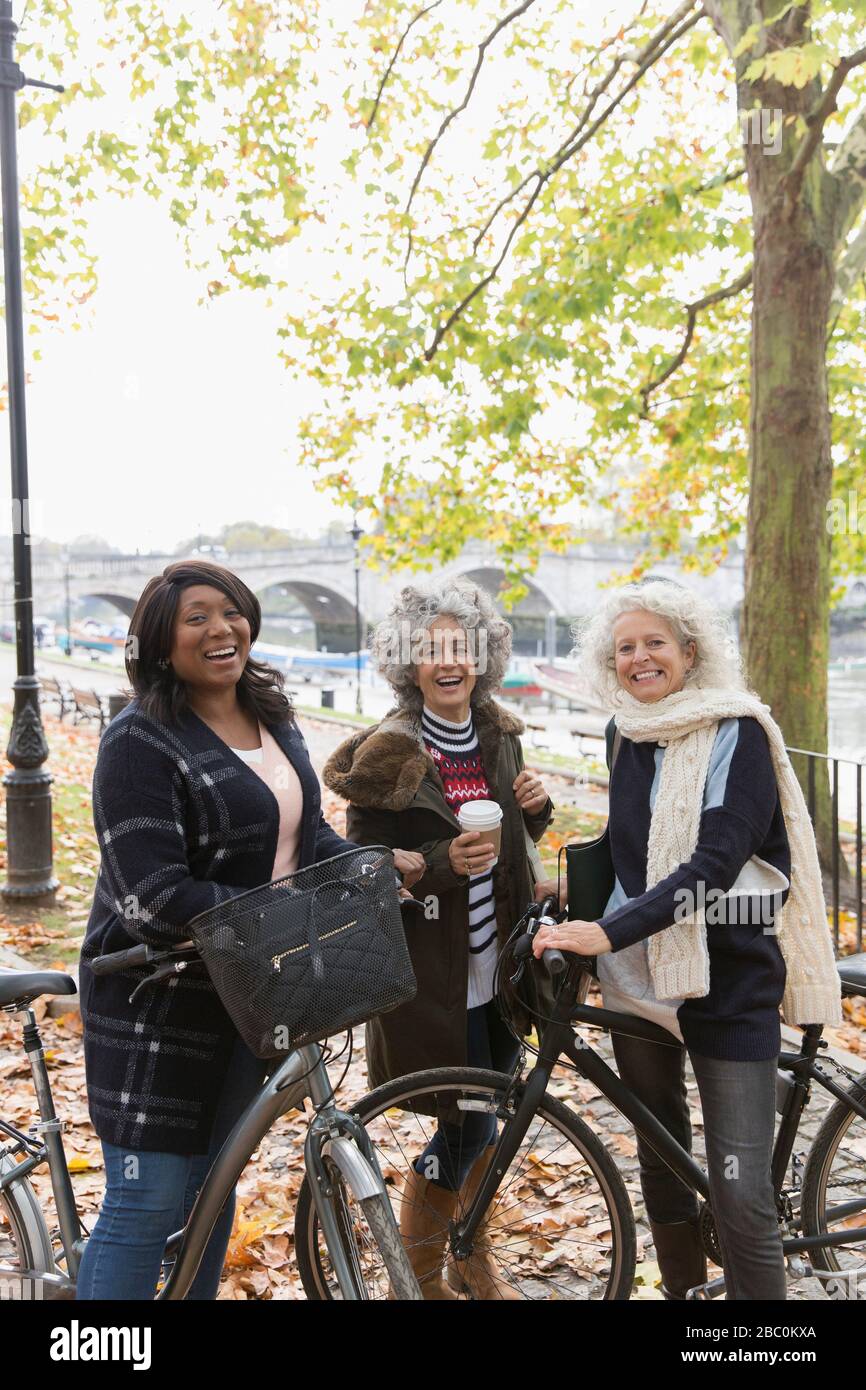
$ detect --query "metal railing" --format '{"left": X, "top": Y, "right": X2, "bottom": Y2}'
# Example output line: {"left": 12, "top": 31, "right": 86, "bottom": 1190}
{"left": 787, "top": 746, "right": 864, "bottom": 957}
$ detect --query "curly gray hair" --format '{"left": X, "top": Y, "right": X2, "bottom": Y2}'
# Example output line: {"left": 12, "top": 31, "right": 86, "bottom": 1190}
{"left": 573, "top": 578, "right": 746, "bottom": 708}
{"left": 370, "top": 578, "right": 512, "bottom": 712}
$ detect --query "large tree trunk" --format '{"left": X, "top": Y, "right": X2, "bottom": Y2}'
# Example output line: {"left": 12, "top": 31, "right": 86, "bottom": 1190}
{"left": 738, "top": 59, "right": 838, "bottom": 871}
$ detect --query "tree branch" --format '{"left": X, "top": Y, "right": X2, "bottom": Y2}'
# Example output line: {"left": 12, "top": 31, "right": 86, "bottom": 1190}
{"left": 365, "top": 0, "right": 446, "bottom": 134}
{"left": 421, "top": 0, "right": 705, "bottom": 359}
{"left": 700, "top": 0, "right": 755, "bottom": 58}
{"left": 832, "top": 215, "right": 866, "bottom": 310}
{"left": 785, "top": 45, "right": 866, "bottom": 206}
{"left": 638, "top": 265, "right": 753, "bottom": 417}
{"left": 403, "top": 0, "right": 541, "bottom": 274}
{"left": 830, "top": 99, "right": 866, "bottom": 247}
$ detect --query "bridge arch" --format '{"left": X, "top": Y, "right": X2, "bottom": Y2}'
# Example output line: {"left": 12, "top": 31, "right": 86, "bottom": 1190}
{"left": 452, "top": 567, "right": 567, "bottom": 658}
{"left": 255, "top": 576, "right": 364, "bottom": 653}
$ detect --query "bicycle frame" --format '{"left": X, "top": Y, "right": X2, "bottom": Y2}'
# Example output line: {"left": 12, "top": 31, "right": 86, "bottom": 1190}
{"left": 453, "top": 961, "right": 866, "bottom": 1266}
{"left": 158, "top": 1043, "right": 390, "bottom": 1300}
{"left": 2, "top": 1010, "right": 391, "bottom": 1301}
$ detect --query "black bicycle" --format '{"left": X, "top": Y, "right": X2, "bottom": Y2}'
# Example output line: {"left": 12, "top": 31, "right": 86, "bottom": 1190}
{"left": 294, "top": 894, "right": 866, "bottom": 1300}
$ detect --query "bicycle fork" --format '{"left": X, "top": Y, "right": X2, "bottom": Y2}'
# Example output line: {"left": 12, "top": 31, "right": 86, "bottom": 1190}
{"left": 303, "top": 1056, "right": 395, "bottom": 1301}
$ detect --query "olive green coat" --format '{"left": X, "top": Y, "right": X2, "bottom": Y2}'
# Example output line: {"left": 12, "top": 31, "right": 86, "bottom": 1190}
{"left": 322, "top": 698, "right": 554, "bottom": 1087}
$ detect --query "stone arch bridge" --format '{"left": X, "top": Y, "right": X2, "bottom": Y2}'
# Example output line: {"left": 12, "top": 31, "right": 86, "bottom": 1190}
{"left": 9, "top": 540, "right": 752, "bottom": 656}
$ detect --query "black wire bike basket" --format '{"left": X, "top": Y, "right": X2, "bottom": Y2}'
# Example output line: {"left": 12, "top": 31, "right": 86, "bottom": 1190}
{"left": 188, "top": 847, "right": 417, "bottom": 1060}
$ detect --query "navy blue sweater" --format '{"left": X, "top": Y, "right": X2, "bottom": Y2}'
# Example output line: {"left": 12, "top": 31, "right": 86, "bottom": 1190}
{"left": 598, "top": 716, "right": 791, "bottom": 1061}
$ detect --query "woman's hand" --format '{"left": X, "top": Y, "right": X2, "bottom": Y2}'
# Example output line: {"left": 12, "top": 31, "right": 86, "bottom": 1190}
{"left": 532, "top": 919, "right": 613, "bottom": 958}
{"left": 533, "top": 877, "right": 567, "bottom": 910}
{"left": 448, "top": 831, "right": 497, "bottom": 878}
{"left": 513, "top": 769, "right": 549, "bottom": 815}
{"left": 393, "top": 848, "right": 426, "bottom": 888}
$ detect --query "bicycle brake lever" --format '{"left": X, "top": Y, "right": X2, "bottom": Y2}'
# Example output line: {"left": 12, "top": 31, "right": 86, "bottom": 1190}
{"left": 128, "top": 959, "right": 196, "bottom": 1005}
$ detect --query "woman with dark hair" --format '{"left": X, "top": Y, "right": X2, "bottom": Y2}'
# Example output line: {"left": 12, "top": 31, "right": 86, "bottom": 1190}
{"left": 76, "top": 560, "right": 423, "bottom": 1300}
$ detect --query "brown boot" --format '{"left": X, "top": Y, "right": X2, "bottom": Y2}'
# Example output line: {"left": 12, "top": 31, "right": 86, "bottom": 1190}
{"left": 445, "top": 1150, "right": 522, "bottom": 1300}
{"left": 398, "top": 1166, "right": 463, "bottom": 1300}
{"left": 649, "top": 1216, "right": 708, "bottom": 1299}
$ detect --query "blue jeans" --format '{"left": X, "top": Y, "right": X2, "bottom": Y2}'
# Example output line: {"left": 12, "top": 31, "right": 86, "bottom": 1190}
{"left": 610, "top": 1028, "right": 787, "bottom": 1300}
{"left": 415, "top": 1000, "right": 521, "bottom": 1192}
{"left": 76, "top": 1035, "right": 266, "bottom": 1300}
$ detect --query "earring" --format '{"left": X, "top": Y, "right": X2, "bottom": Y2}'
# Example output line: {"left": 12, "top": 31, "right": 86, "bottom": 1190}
{"left": 158, "top": 658, "right": 170, "bottom": 670}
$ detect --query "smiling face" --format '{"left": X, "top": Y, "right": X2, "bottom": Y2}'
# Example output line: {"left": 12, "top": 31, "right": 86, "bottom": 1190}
{"left": 168, "top": 584, "right": 252, "bottom": 695}
{"left": 612, "top": 608, "right": 696, "bottom": 703}
{"left": 412, "top": 614, "right": 477, "bottom": 720}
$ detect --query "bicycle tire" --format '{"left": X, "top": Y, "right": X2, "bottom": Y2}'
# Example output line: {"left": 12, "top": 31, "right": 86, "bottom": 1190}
{"left": 294, "top": 1154, "right": 420, "bottom": 1300}
{"left": 359, "top": 1194, "right": 423, "bottom": 1301}
{"left": 0, "top": 1152, "right": 56, "bottom": 1293}
{"left": 295, "top": 1066, "right": 636, "bottom": 1301}
{"left": 800, "top": 1068, "right": 866, "bottom": 1285}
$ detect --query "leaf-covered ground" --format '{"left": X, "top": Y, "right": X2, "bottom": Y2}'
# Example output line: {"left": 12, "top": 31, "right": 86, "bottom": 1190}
{"left": 0, "top": 706, "right": 863, "bottom": 1299}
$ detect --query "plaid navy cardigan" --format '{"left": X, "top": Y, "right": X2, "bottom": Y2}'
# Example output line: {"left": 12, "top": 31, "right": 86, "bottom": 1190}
{"left": 78, "top": 698, "right": 353, "bottom": 1154}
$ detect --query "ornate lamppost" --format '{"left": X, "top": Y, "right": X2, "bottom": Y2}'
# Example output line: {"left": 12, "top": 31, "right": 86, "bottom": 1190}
{"left": 349, "top": 516, "right": 363, "bottom": 716}
{"left": 1, "top": 3, "right": 63, "bottom": 899}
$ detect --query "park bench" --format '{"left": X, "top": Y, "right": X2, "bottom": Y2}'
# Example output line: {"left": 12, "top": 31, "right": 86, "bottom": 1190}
{"left": 37, "top": 674, "right": 75, "bottom": 720}
{"left": 525, "top": 720, "right": 550, "bottom": 751}
{"left": 69, "top": 686, "right": 110, "bottom": 732}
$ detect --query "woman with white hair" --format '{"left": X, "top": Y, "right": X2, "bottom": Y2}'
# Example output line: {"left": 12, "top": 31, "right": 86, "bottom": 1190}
{"left": 533, "top": 578, "right": 841, "bottom": 1301}
{"left": 324, "top": 578, "right": 553, "bottom": 1299}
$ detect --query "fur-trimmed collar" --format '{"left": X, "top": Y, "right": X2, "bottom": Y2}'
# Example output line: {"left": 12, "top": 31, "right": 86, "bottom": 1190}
{"left": 322, "top": 699, "right": 524, "bottom": 812}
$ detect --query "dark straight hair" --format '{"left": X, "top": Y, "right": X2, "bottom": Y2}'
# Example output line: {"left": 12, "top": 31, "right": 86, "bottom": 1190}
{"left": 125, "top": 559, "right": 293, "bottom": 727}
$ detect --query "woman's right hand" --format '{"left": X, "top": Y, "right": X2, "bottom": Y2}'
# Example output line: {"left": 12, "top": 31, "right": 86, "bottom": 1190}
{"left": 533, "top": 877, "right": 567, "bottom": 910}
{"left": 393, "top": 848, "right": 426, "bottom": 887}
{"left": 449, "top": 831, "right": 496, "bottom": 878}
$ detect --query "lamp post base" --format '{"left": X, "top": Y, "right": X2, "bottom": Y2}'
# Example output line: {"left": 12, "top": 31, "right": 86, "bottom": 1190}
{"left": 2, "top": 675, "right": 57, "bottom": 900}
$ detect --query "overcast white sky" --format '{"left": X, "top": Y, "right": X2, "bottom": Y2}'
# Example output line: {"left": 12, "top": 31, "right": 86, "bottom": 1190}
{"left": 0, "top": 0, "right": 731, "bottom": 555}
{"left": 6, "top": 192, "right": 339, "bottom": 553}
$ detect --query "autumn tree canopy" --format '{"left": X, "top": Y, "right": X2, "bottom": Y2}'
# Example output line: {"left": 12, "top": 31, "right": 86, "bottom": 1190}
{"left": 12, "top": 1, "right": 866, "bottom": 759}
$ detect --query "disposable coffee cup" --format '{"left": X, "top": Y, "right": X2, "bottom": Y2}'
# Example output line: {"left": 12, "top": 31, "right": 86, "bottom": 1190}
{"left": 457, "top": 800, "right": 503, "bottom": 863}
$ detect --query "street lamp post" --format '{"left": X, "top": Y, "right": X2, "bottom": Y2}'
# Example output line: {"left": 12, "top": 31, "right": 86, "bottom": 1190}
{"left": 62, "top": 551, "right": 72, "bottom": 656}
{"left": 349, "top": 517, "right": 363, "bottom": 716}
{"left": 1, "top": 3, "right": 63, "bottom": 899}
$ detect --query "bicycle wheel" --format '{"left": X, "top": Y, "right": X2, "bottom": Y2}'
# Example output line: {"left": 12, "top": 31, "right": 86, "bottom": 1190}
{"left": 295, "top": 1067, "right": 636, "bottom": 1300}
{"left": 294, "top": 1154, "right": 420, "bottom": 1300}
{"left": 800, "top": 1069, "right": 866, "bottom": 1294}
{"left": 0, "top": 1151, "right": 56, "bottom": 1294}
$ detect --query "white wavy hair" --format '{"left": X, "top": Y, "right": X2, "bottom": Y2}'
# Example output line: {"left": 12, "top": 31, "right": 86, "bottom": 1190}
{"left": 573, "top": 578, "right": 746, "bottom": 708}
{"left": 370, "top": 577, "right": 512, "bottom": 712}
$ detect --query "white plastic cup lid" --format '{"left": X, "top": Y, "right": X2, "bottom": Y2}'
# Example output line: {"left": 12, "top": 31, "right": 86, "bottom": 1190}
{"left": 457, "top": 800, "right": 503, "bottom": 829}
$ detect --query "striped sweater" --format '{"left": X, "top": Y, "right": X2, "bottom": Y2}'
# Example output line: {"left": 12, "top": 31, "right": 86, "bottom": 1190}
{"left": 421, "top": 706, "right": 498, "bottom": 1008}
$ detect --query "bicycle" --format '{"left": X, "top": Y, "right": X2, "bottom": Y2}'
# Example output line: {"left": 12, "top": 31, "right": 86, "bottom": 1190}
{"left": 0, "top": 929, "right": 422, "bottom": 1301}
{"left": 293, "top": 893, "right": 866, "bottom": 1300}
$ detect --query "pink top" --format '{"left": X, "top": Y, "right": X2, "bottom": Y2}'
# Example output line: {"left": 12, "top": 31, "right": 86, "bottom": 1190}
{"left": 230, "top": 722, "right": 303, "bottom": 879}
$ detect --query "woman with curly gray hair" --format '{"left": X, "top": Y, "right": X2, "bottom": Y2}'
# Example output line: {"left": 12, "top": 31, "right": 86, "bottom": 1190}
{"left": 324, "top": 577, "right": 553, "bottom": 1299}
{"left": 533, "top": 578, "right": 841, "bottom": 1301}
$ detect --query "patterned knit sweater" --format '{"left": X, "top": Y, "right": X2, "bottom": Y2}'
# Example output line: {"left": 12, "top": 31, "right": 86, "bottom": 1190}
{"left": 599, "top": 717, "right": 792, "bottom": 1059}
{"left": 421, "top": 706, "right": 498, "bottom": 1008}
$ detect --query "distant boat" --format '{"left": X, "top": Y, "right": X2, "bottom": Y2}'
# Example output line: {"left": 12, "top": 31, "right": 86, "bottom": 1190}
{"left": 251, "top": 641, "right": 371, "bottom": 677}
{"left": 529, "top": 661, "right": 608, "bottom": 711}
{"left": 499, "top": 671, "right": 542, "bottom": 698}
{"left": 61, "top": 620, "right": 128, "bottom": 656}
